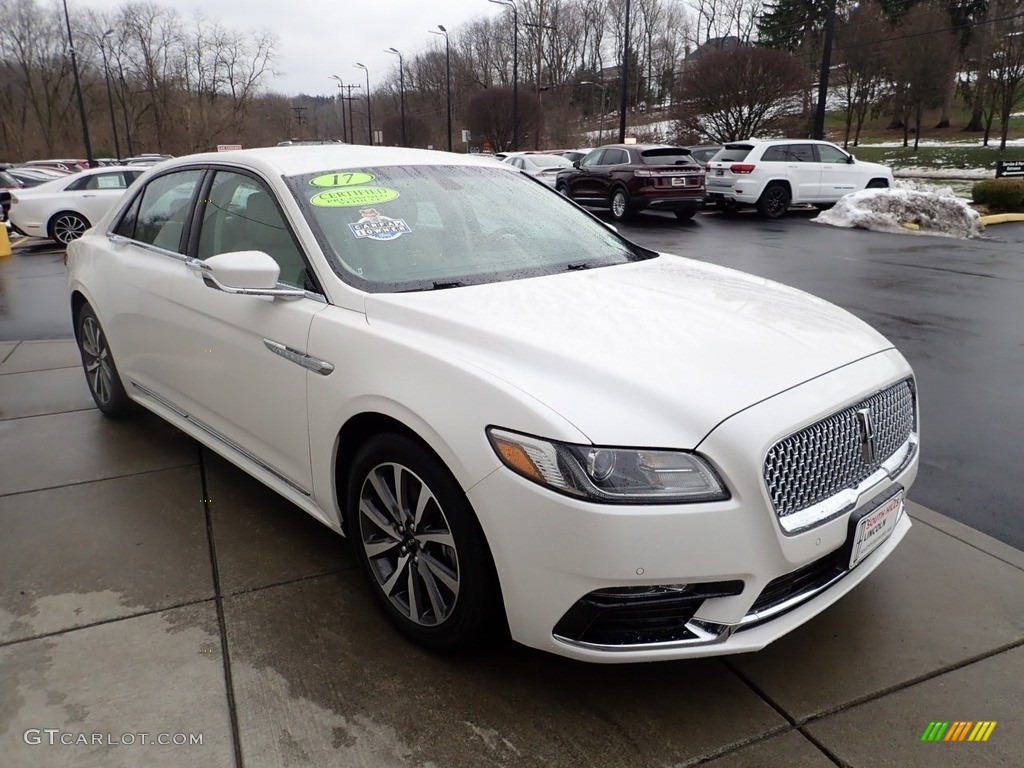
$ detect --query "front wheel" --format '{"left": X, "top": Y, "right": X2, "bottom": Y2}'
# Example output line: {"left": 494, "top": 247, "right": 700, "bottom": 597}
{"left": 348, "top": 434, "right": 500, "bottom": 651}
{"left": 556, "top": 182, "right": 571, "bottom": 198}
{"left": 866, "top": 179, "right": 890, "bottom": 189}
{"left": 75, "top": 304, "right": 135, "bottom": 417}
{"left": 756, "top": 184, "right": 791, "bottom": 219}
{"left": 610, "top": 188, "right": 634, "bottom": 221}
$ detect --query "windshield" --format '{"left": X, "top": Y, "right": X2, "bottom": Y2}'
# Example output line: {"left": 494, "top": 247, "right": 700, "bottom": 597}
{"left": 711, "top": 145, "right": 753, "bottom": 163}
{"left": 286, "top": 164, "right": 651, "bottom": 292}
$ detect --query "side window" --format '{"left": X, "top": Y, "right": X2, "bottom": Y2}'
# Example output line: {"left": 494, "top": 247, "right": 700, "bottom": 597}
{"left": 130, "top": 169, "right": 204, "bottom": 253}
{"left": 817, "top": 144, "right": 849, "bottom": 164}
{"left": 604, "top": 149, "right": 627, "bottom": 165}
{"left": 787, "top": 144, "right": 816, "bottom": 163}
{"left": 761, "top": 146, "right": 787, "bottom": 162}
{"left": 89, "top": 172, "right": 129, "bottom": 190}
{"left": 580, "top": 150, "right": 605, "bottom": 168}
{"left": 197, "top": 170, "right": 310, "bottom": 289}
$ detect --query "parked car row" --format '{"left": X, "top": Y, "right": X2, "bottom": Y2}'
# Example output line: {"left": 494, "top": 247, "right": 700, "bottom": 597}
{"left": 497, "top": 140, "right": 895, "bottom": 224}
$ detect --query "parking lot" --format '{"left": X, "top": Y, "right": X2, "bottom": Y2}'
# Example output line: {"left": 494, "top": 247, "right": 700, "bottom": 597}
{"left": 3, "top": 212, "right": 1024, "bottom": 767}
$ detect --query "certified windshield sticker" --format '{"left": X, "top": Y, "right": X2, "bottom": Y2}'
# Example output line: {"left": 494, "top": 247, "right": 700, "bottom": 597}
{"left": 310, "top": 187, "right": 399, "bottom": 207}
{"left": 309, "top": 171, "right": 375, "bottom": 188}
{"left": 348, "top": 208, "right": 411, "bottom": 241}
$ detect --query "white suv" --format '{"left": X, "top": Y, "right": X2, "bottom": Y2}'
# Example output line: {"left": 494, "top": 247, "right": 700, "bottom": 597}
{"left": 706, "top": 140, "right": 893, "bottom": 218}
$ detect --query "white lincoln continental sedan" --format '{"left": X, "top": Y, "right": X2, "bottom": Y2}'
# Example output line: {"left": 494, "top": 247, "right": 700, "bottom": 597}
{"left": 66, "top": 146, "right": 919, "bottom": 662}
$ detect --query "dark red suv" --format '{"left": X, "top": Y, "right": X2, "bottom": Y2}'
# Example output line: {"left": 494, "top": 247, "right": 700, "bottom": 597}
{"left": 555, "top": 144, "right": 706, "bottom": 221}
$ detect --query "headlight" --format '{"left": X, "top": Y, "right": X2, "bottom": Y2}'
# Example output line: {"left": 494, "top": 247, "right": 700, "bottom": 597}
{"left": 487, "top": 428, "right": 728, "bottom": 504}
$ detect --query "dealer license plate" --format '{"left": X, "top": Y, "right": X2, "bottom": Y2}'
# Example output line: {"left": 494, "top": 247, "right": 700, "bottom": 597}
{"left": 715, "top": 169, "right": 724, "bottom": 176}
{"left": 671, "top": 177, "right": 685, "bottom": 186}
{"left": 848, "top": 490, "right": 903, "bottom": 569}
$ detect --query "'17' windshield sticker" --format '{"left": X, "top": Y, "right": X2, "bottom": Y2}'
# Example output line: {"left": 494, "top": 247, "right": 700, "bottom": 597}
{"left": 310, "top": 187, "right": 399, "bottom": 207}
{"left": 348, "top": 208, "right": 411, "bottom": 241}
{"left": 309, "top": 171, "right": 375, "bottom": 187}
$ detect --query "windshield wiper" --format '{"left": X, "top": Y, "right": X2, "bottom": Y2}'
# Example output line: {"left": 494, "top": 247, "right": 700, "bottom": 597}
{"left": 430, "top": 280, "right": 465, "bottom": 290}
{"left": 565, "top": 262, "right": 592, "bottom": 271}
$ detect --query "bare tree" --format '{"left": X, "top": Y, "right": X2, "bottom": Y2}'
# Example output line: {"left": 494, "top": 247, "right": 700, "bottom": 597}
{"left": 833, "top": 1, "right": 889, "bottom": 148}
{"left": 986, "top": 3, "right": 1024, "bottom": 149}
{"left": 676, "top": 45, "right": 810, "bottom": 141}
{"left": 466, "top": 87, "right": 541, "bottom": 150}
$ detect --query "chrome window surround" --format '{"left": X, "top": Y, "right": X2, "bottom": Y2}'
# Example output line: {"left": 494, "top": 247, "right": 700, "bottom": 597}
{"left": 763, "top": 378, "right": 917, "bottom": 534}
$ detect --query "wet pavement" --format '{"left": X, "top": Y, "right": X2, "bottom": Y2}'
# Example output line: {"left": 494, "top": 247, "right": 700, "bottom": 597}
{"left": 2, "top": 216, "right": 1023, "bottom": 549}
{"left": 619, "top": 212, "right": 1024, "bottom": 550}
{"left": 1, "top": 339, "right": 1023, "bottom": 767}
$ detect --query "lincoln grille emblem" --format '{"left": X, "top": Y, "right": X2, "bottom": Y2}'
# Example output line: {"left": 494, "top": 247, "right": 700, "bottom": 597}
{"left": 856, "top": 407, "right": 877, "bottom": 464}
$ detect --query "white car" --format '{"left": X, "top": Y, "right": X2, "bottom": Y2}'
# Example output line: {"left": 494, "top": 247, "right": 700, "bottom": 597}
{"left": 9, "top": 166, "right": 144, "bottom": 244}
{"left": 66, "top": 146, "right": 919, "bottom": 662}
{"left": 501, "top": 152, "right": 575, "bottom": 187}
{"left": 706, "top": 139, "right": 894, "bottom": 218}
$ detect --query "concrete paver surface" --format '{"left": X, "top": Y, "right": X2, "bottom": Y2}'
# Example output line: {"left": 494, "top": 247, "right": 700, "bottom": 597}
{"left": 2, "top": 343, "right": 1022, "bottom": 768}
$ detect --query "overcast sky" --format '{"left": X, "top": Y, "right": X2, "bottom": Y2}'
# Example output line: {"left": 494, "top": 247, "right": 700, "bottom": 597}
{"left": 80, "top": 0, "right": 500, "bottom": 96}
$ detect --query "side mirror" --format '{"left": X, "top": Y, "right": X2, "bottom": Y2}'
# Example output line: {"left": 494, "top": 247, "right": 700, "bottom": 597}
{"left": 847, "top": 154, "right": 856, "bottom": 164}
{"left": 573, "top": 160, "right": 581, "bottom": 168}
{"left": 205, "top": 250, "right": 280, "bottom": 289}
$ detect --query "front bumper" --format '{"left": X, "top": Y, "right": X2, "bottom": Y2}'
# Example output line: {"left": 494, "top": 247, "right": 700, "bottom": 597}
{"left": 467, "top": 350, "right": 917, "bottom": 662}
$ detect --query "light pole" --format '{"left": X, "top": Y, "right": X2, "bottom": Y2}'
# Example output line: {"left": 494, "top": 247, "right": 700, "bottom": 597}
{"left": 354, "top": 63, "right": 373, "bottom": 144}
{"left": 618, "top": 0, "right": 632, "bottom": 144}
{"left": 429, "top": 25, "right": 452, "bottom": 152}
{"left": 329, "top": 75, "right": 348, "bottom": 142}
{"left": 61, "top": 0, "right": 95, "bottom": 167}
{"left": 100, "top": 29, "right": 121, "bottom": 159}
{"left": 385, "top": 48, "right": 406, "bottom": 146}
{"left": 488, "top": 0, "right": 518, "bottom": 151}
{"left": 580, "top": 81, "right": 608, "bottom": 145}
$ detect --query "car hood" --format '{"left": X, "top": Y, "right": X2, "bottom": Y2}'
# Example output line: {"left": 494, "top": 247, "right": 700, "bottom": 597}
{"left": 363, "top": 255, "right": 893, "bottom": 447}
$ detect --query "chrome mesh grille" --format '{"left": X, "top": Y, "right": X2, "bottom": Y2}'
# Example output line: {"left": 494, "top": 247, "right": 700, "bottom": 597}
{"left": 764, "top": 379, "right": 916, "bottom": 521}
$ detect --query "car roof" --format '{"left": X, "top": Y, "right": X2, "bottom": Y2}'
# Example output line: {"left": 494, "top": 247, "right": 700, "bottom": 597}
{"left": 157, "top": 145, "right": 507, "bottom": 177}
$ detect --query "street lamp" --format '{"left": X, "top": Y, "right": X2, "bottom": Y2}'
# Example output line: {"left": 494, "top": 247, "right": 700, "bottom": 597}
{"left": 385, "top": 47, "right": 406, "bottom": 146}
{"left": 429, "top": 25, "right": 452, "bottom": 152}
{"left": 488, "top": 0, "right": 518, "bottom": 151}
{"left": 354, "top": 63, "right": 373, "bottom": 145}
{"left": 329, "top": 75, "right": 348, "bottom": 143}
{"left": 60, "top": 0, "right": 95, "bottom": 167}
{"left": 580, "top": 81, "right": 608, "bottom": 145}
{"left": 100, "top": 29, "right": 121, "bottom": 159}
{"left": 618, "top": 0, "right": 632, "bottom": 143}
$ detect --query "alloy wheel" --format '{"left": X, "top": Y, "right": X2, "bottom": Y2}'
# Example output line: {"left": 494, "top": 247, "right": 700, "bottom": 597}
{"left": 611, "top": 191, "right": 628, "bottom": 219}
{"left": 80, "top": 315, "right": 114, "bottom": 405}
{"left": 358, "top": 462, "right": 461, "bottom": 626}
{"left": 52, "top": 213, "right": 88, "bottom": 244}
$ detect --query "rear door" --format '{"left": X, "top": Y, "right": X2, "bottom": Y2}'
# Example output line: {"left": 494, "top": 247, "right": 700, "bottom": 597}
{"left": 783, "top": 143, "right": 821, "bottom": 201}
{"left": 67, "top": 170, "right": 136, "bottom": 223}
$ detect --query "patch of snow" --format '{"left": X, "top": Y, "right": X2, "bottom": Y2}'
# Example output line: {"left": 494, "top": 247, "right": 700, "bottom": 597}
{"left": 813, "top": 188, "right": 984, "bottom": 239}
{"left": 893, "top": 178, "right": 964, "bottom": 198}
{"left": 859, "top": 138, "right": 1024, "bottom": 148}
{"left": 893, "top": 166, "right": 990, "bottom": 180}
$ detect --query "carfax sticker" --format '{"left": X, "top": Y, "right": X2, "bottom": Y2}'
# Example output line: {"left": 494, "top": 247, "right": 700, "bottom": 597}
{"left": 348, "top": 208, "right": 411, "bottom": 241}
{"left": 310, "top": 187, "right": 399, "bottom": 207}
{"left": 309, "top": 171, "right": 375, "bottom": 187}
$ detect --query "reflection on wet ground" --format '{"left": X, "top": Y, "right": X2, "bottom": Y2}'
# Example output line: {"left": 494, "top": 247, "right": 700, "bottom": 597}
{"left": 0, "top": 236, "right": 72, "bottom": 341}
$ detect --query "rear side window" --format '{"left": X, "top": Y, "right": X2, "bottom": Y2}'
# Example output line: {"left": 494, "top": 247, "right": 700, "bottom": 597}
{"left": 761, "top": 146, "right": 788, "bottom": 162}
{"left": 640, "top": 148, "right": 694, "bottom": 166}
{"left": 786, "top": 144, "right": 816, "bottom": 162}
{"left": 712, "top": 145, "right": 753, "bottom": 163}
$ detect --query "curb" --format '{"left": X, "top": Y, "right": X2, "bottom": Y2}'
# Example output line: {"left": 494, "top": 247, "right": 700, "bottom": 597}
{"left": 980, "top": 213, "right": 1024, "bottom": 225}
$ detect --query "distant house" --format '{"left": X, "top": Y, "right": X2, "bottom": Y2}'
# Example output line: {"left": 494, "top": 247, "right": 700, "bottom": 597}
{"left": 687, "top": 36, "right": 745, "bottom": 62}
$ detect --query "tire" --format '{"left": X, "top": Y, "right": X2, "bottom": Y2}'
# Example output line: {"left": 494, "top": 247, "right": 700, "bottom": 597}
{"left": 50, "top": 211, "right": 90, "bottom": 245}
{"left": 75, "top": 304, "right": 135, "bottom": 417}
{"left": 716, "top": 199, "right": 741, "bottom": 215}
{"left": 866, "top": 179, "right": 889, "bottom": 189}
{"left": 556, "top": 182, "right": 571, "bottom": 198}
{"left": 609, "top": 188, "right": 633, "bottom": 221}
{"left": 756, "top": 184, "right": 791, "bottom": 219}
{"left": 674, "top": 206, "right": 698, "bottom": 221}
{"left": 813, "top": 203, "right": 834, "bottom": 211}
{"left": 348, "top": 433, "right": 500, "bottom": 651}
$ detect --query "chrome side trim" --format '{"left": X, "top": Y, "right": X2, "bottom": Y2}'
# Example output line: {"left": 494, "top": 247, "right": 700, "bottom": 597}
{"left": 128, "top": 379, "right": 311, "bottom": 495}
{"left": 263, "top": 339, "right": 334, "bottom": 375}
